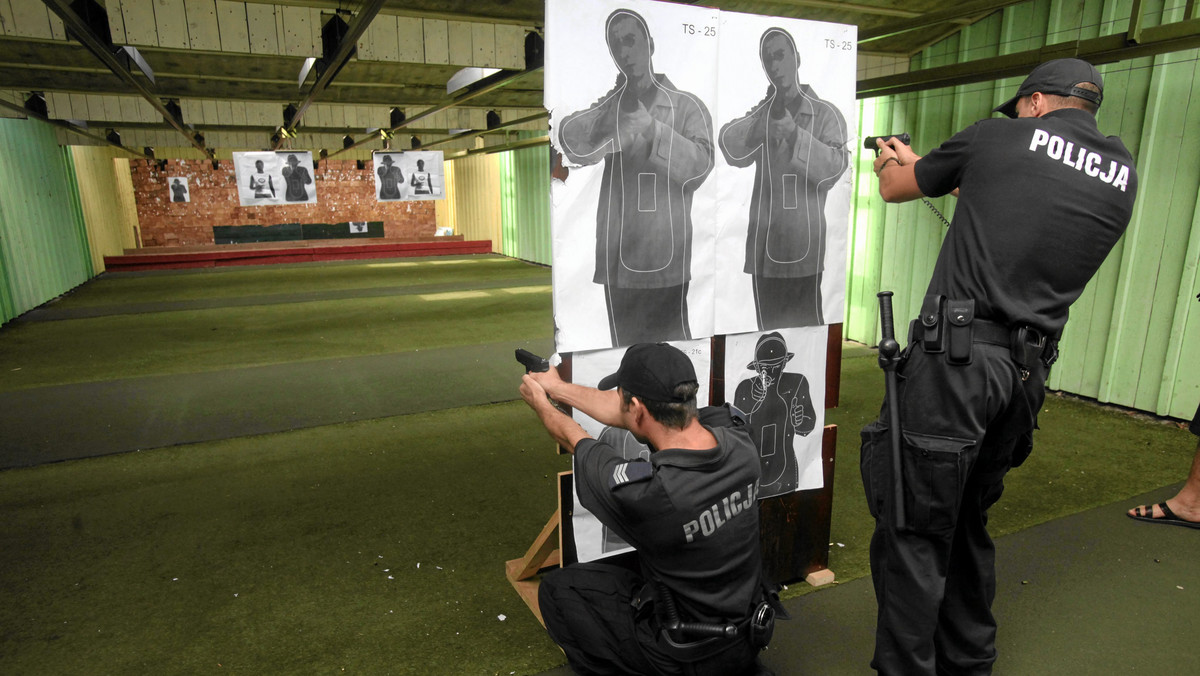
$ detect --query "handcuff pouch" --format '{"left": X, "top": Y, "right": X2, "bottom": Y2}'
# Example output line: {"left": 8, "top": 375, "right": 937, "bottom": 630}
{"left": 945, "top": 299, "right": 975, "bottom": 365}
{"left": 919, "top": 294, "right": 945, "bottom": 353}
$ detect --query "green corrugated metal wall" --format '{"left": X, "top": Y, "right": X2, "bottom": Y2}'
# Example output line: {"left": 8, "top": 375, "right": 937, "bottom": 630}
{"left": 498, "top": 138, "right": 552, "bottom": 266}
{"left": 847, "top": 0, "right": 1200, "bottom": 419}
{"left": 0, "top": 117, "right": 92, "bottom": 326}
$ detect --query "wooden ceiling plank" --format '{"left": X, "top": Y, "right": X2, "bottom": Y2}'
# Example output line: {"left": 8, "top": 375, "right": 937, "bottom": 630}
{"left": 280, "top": 3, "right": 315, "bottom": 57}
{"left": 155, "top": 0, "right": 191, "bottom": 50}
{"left": 495, "top": 23, "right": 524, "bottom": 69}
{"left": 396, "top": 16, "right": 423, "bottom": 63}
{"left": 366, "top": 12, "right": 398, "bottom": 62}
{"left": 101, "top": 94, "right": 121, "bottom": 120}
{"left": 216, "top": 98, "right": 234, "bottom": 126}
{"left": 184, "top": 0, "right": 222, "bottom": 51}
{"left": 245, "top": 2, "right": 279, "bottom": 55}
{"left": 214, "top": 0, "right": 250, "bottom": 53}
{"left": 446, "top": 20, "right": 471, "bottom": 67}
{"left": 0, "top": 2, "right": 17, "bottom": 38}
{"left": 472, "top": 22, "right": 495, "bottom": 68}
{"left": 423, "top": 18, "right": 449, "bottom": 65}
{"left": 201, "top": 98, "right": 219, "bottom": 125}
{"left": 12, "top": 0, "right": 53, "bottom": 39}
{"left": 47, "top": 5, "right": 65, "bottom": 40}
{"left": 120, "top": 0, "right": 158, "bottom": 46}
{"left": 104, "top": 0, "right": 126, "bottom": 43}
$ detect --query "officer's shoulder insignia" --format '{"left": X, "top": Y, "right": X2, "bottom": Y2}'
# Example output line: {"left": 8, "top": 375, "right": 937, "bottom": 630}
{"left": 609, "top": 460, "right": 653, "bottom": 490}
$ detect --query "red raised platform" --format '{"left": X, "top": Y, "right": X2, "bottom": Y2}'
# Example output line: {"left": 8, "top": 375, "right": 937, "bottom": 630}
{"left": 104, "top": 237, "right": 493, "bottom": 272}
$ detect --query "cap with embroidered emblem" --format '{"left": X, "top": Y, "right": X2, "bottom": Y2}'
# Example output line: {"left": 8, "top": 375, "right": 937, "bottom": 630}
{"left": 994, "top": 58, "right": 1104, "bottom": 119}
{"left": 598, "top": 343, "right": 697, "bottom": 403}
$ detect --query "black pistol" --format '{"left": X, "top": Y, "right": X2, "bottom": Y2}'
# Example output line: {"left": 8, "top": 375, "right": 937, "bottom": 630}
{"left": 865, "top": 133, "right": 911, "bottom": 156}
{"left": 515, "top": 348, "right": 550, "bottom": 373}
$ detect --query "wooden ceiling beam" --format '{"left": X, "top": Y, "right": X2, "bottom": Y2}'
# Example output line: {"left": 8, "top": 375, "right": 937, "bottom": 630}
{"left": 41, "top": 0, "right": 213, "bottom": 156}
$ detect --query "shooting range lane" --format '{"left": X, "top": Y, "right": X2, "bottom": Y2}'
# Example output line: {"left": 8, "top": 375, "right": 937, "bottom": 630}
{"left": 0, "top": 255, "right": 552, "bottom": 468}
{"left": 0, "top": 338, "right": 552, "bottom": 469}
{"left": 534, "top": 483, "right": 1200, "bottom": 676}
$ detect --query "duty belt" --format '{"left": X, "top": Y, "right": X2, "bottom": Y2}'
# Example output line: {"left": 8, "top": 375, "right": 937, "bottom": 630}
{"left": 912, "top": 295, "right": 1060, "bottom": 380}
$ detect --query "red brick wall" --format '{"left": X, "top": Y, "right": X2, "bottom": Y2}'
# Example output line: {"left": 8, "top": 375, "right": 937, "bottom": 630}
{"left": 131, "top": 159, "right": 438, "bottom": 247}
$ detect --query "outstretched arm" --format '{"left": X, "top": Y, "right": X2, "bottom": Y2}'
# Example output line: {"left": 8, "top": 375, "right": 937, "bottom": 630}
{"left": 520, "top": 374, "right": 591, "bottom": 453}
{"left": 527, "top": 366, "right": 625, "bottom": 428}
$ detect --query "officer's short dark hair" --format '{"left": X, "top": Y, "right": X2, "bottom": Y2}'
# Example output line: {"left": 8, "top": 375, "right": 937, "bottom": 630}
{"left": 621, "top": 383, "right": 698, "bottom": 430}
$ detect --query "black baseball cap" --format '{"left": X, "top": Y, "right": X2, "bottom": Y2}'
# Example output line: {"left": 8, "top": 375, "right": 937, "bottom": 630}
{"left": 994, "top": 58, "right": 1104, "bottom": 118}
{"left": 598, "top": 343, "right": 697, "bottom": 403}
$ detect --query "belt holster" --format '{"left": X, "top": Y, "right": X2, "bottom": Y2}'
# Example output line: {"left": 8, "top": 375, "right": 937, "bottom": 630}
{"left": 1009, "top": 326, "right": 1046, "bottom": 373}
{"left": 919, "top": 294, "right": 945, "bottom": 353}
{"left": 945, "top": 298, "right": 975, "bottom": 364}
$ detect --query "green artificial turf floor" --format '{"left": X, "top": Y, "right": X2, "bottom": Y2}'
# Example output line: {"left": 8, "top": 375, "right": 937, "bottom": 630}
{"left": 0, "top": 254, "right": 1194, "bottom": 675}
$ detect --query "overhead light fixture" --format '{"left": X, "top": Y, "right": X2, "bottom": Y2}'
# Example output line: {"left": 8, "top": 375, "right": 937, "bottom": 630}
{"left": 446, "top": 67, "right": 501, "bottom": 94}
{"left": 486, "top": 110, "right": 502, "bottom": 129}
{"left": 410, "top": 135, "right": 421, "bottom": 149}
{"left": 24, "top": 92, "right": 47, "bottom": 117}
{"left": 164, "top": 99, "right": 182, "bottom": 124}
{"left": 105, "top": 128, "right": 121, "bottom": 145}
{"left": 298, "top": 57, "right": 317, "bottom": 87}
{"left": 343, "top": 135, "right": 354, "bottom": 149}
{"left": 390, "top": 108, "right": 406, "bottom": 128}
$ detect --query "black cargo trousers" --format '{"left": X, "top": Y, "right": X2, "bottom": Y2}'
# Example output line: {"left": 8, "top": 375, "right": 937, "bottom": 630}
{"left": 860, "top": 339, "right": 1047, "bottom": 676}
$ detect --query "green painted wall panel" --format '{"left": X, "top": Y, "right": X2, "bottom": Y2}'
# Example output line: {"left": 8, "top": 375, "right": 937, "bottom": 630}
{"left": 0, "top": 118, "right": 92, "bottom": 326}
{"left": 498, "top": 138, "right": 551, "bottom": 266}
{"left": 846, "top": 0, "right": 1200, "bottom": 419}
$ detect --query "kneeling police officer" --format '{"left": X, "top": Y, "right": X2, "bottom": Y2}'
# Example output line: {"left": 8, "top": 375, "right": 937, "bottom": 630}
{"left": 520, "top": 343, "right": 780, "bottom": 676}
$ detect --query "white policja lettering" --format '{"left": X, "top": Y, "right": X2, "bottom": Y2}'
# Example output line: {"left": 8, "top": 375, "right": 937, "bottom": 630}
{"left": 682, "top": 482, "right": 757, "bottom": 543}
{"left": 1028, "top": 129, "right": 1129, "bottom": 192}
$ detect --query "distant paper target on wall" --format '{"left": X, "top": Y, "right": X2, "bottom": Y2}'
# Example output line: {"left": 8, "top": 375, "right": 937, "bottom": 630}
{"left": 233, "top": 151, "right": 317, "bottom": 206}
{"left": 372, "top": 151, "right": 445, "bottom": 202}
{"left": 167, "top": 176, "right": 189, "bottom": 203}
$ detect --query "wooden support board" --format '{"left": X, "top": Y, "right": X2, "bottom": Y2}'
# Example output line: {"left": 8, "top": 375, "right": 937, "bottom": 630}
{"left": 504, "top": 472, "right": 571, "bottom": 627}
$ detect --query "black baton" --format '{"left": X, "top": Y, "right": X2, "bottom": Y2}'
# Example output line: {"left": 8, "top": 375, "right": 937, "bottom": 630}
{"left": 877, "top": 291, "right": 906, "bottom": 530}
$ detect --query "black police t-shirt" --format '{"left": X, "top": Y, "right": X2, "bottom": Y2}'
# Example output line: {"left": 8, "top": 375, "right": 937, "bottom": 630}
{"left": 914, "top": 108, "right": 1137, "bottom": 333}
{"left": 573, "top": 413, "right": 762, "bottom": 624}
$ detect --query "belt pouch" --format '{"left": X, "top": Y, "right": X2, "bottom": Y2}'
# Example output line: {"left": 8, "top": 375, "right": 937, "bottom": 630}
{"left": 945, "top": 299, "right": 975, "bottom": 364}
{"left": 920, "top": 294, "right": 945, "bottom": 353}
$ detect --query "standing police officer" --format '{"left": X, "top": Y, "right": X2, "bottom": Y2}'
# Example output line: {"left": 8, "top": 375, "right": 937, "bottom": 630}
{"left": 861, "top": 58, "right": 1138, "bottom": 675}
{"left": 519, "top": 343, "right": 775, "bottom": 676}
